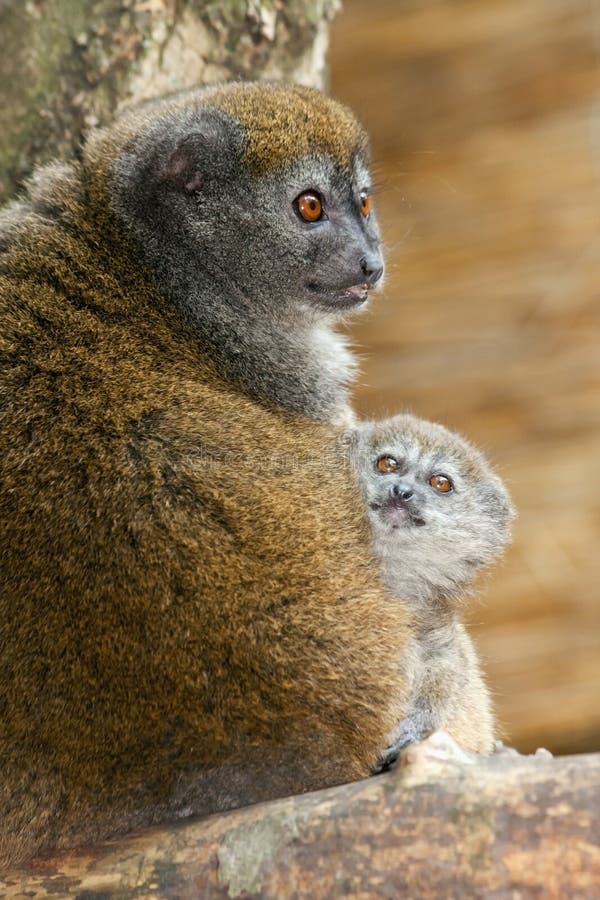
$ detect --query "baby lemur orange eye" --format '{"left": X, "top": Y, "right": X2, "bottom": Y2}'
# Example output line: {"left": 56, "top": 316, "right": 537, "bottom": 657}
{"left": 296, "top": 192, "right": 323, "bottom": 222}
{"left": 376, "top": 455, "right": 398, "bottom": 474}
{"left": 429, "top": 474, "right": 453, "bottom": 493}
{"left": 360, "top": 192, "right": 371, "bottom": 217}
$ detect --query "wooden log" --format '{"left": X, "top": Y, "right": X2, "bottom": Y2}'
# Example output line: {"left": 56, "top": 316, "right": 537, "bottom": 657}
{"left": 1, "top": 734, "right": 598, "bottom": 898}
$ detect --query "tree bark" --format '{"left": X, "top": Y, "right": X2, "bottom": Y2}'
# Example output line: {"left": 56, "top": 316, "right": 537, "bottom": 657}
{"left": 1, "top": 736, "right": 599, "bottom": 898}
{"left": 0, "top": 0, "right": 340, "bottom": 204}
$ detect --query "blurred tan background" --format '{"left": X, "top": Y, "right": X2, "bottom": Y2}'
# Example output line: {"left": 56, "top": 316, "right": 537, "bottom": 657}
{"left": 330, "top": 0, "right": 600, "bottom": 754}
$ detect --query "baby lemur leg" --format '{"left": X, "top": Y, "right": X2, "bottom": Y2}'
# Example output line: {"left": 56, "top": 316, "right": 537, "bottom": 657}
{"left": 381, "top": 619, "right": 494, "bottom": 768}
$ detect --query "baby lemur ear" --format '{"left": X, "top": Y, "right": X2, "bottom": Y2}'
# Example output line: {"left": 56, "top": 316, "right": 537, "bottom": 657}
{"left": 337, "top": 427, "right": 360, "bottom": 465}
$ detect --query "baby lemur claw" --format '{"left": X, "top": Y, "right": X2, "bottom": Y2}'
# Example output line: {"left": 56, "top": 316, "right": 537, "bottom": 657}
{"left": 371, "top": 724, "right": 427, "bottom": 775}
{"left": 371, "top": 745, "right": 404, "bottom": 775}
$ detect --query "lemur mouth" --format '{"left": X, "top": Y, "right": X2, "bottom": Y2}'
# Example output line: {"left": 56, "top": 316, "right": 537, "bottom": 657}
{"left": 370, "top": 499, "right": 426, "bottom": 529}
{"left": 306, "top": 281, "right": 370, "bottom": 310}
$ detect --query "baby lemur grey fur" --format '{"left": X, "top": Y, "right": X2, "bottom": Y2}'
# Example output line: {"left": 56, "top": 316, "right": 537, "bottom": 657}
{"left": 350, "top": 414, "right": 515, "bottom": 756}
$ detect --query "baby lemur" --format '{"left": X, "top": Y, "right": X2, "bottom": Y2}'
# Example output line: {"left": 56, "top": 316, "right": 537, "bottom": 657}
{"left": 350, "top": 414, "right": 515, "bottom": 758}
{"left": 0, "top": 83, "right": 409, "bottom": 865}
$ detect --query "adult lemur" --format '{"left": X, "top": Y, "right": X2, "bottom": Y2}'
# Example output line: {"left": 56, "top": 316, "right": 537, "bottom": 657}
{"left": 0, "top": 83, "right": 411, "bottom": 864}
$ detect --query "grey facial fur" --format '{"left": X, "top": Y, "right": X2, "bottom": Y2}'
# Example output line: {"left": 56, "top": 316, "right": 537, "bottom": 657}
{"left": 110, "top": 97, "right": 383, "bottom": 423}
{"left": 352, "top": 413, "right": 515, "bottom": 605}
{"left": 350, "top": 413, "right": 515, "bottom": 756}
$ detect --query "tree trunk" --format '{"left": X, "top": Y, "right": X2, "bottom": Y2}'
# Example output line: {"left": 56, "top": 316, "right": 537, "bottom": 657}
{"left": 1, "top": 736, "right": 599, "bottom": 898}
{"left": 0, "top": 0, "right": 340, "bottom": 203}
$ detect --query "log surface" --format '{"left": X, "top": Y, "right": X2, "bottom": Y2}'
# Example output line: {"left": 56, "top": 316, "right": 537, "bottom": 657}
{"left": 2, "top": 739, "right": 599, "bottom": 899}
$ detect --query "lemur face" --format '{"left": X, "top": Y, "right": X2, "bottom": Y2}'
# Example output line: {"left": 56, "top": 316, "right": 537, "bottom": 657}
{"left": 367, "top": 449, "right": 461, "bottom": 532}
{"left": 354, "top": 414, "right": 515, "bottom": 564}
{"left": 111, "top": 84, "right": 383, "bottom": 320}
{"left": 250, "top": 153, "right": 383, "bottom": 315}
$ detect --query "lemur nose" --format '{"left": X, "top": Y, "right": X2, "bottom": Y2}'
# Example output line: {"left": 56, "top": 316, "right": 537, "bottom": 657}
{"left": 390, "top": 483, "right": 414, "bottom": 502}
{"left": 360, "top": 255, "right": 384, "bottom": 285}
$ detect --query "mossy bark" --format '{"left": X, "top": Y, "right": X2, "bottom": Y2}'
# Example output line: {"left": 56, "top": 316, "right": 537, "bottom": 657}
{"left": 0, "top": 0, "right": 341, "bottom": 203}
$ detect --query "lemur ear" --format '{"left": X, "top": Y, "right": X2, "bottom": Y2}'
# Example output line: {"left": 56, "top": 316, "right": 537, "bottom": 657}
{"left": 161, "top": 110, "right": 240, "bottom": 194}
{"left": 163, "top": 133, "right": 209, "bottom": 194}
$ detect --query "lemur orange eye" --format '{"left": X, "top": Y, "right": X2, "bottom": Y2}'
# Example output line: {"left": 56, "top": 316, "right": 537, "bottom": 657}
{"left": 376, "top": 455, "right": 398, "bottom": 474}
{"left": 296, "top": 192, "right": 323, "bottom": 222}
{"left": 429, "top": 474, "right": 453, "bottom": 493}
{"left": 360, "top": 192, "right": 371, "bottom": 217}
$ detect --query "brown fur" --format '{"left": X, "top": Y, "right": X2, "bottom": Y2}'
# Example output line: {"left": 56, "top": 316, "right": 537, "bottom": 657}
{"left": 0, "top": 89, "right": 409, "bottom": 865}
{"left": 209, "top": 83, "right": 367, "bottom": 173}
